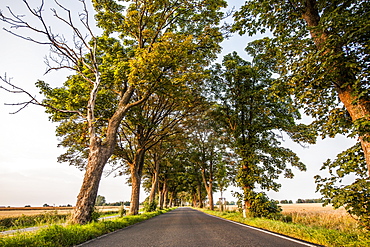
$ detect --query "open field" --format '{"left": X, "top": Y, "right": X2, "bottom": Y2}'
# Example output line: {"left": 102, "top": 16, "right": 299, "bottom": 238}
{"left": 279, "top": 203, "right": 347, "bottom": 214}
{"left": 0, "top": 206, "right": 122, "bottom": 218}
{"left": 279, "top": 203, "right": 359, "bottom": 231}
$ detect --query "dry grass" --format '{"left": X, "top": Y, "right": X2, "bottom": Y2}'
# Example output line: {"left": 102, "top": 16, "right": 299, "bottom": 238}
{"left": 279, "top": 203, "right": 346, "bottom": 213}
{"left": 280, "top": 203, "right": 360, "bottom": 232}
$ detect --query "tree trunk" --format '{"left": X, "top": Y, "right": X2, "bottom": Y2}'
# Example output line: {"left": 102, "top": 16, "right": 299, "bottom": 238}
{"left": 220, "top": 189, "right": 224, "bottom": 212}
{"left": 207, "top": 184, "right": 214, "bottom": 210}
{"left": 338, "top": 87, "right": 370, "bottom": 176}
{"left": 163, "top": 184, "right": 168, "bottom": 208}
{"left": 197, "top": 183, "right": 203, "bottom": 208}
{"left": 149, "top": 159, "right": 159, "bottom": 204}
{"left": 168, "top": 191, "right": 174, "bottom": 207}
{"left": 192, "top": 193, "right": 197, "bottom": 207}
{"left": 243, "top": 185, "right": 252, "bottom": 218}
{"left": 302, "top": 0, "right": 370, "bottom": 176}
{"left": 70, "top": 140, "right": 111, "bottom": 224}
{"left": 159, "top": 181, "right": 167, "bottom": 209}
{"left": 201, "top": 168, "right": 214, "bottom": 210}
{"left": 129, "top": 149, "right": 145, "bottom": 215}
{"left": 70, "top": 85, "right": 141, "bottom": 224}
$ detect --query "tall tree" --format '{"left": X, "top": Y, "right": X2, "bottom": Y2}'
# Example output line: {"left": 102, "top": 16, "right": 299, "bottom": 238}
{"left": 0, "top": 0, "right": 226, "bottom": 224}
{"left": 113, "top": 86, "right": 205, "bottom": 214}
{"left": 186, "top": 110, "right": 225, "bottom": 210}
{"left": 233, "top": 0, "right": 370, "bottom": 176}
{"left": 209, "top": 52, "right": 312, "bottom": 214}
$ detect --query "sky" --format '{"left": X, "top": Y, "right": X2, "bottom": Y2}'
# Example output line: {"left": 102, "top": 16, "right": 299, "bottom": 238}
{"left": 0, "top": 0, "right": 356, "bottom": 207}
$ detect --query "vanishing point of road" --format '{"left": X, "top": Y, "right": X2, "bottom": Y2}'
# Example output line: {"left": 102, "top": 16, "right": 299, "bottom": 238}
{"left": 79, "top": 207, "right": 319, "bottom": 247}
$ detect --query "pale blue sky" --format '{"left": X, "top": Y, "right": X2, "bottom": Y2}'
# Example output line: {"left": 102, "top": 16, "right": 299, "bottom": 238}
{"left": 0, "top": 0, "right": 355, "bottom": 207}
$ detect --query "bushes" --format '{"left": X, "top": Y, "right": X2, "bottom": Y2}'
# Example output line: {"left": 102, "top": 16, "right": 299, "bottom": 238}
{"left": 142, "top": 201, "right": 157, "bottom": 212}
{"left": 235, "top": 191, "right": 282, "bottom": 220}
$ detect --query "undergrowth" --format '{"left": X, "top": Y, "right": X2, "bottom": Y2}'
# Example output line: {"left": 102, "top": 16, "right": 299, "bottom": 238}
{"left": 199, "top": 209, "right": 370, "bottom": 247}
{"left": 0, "top": 208, "right": 174, "bottom": 247}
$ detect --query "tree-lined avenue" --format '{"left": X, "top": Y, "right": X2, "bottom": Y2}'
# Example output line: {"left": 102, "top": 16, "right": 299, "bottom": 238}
{"left": 80, "top": 208, "right": 318, "bottom": 247}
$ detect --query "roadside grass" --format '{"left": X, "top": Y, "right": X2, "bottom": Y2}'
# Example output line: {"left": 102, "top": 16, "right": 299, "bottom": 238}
{"left": 0, "top": 212, "right": 68, "bottom": 232}
{"left": 0, "top": 208, "right": 174, "bottom": 247}
{"left": 0, "top": 210, "right": 120, "bottom": 232}
{"left": 199, "top": 209, "right": 370, "bottom": 247}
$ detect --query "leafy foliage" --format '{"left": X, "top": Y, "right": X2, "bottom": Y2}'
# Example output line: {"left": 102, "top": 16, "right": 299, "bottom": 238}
{"left": 208, "top": 52, "right": 312, "bottom": 212}
{"left": 235, "top": 191, "right": 282, "bottom": 219}
{"left": 315, "top": 143, "right": 370, "bottom": 229}
{"left": 234, "top": 0, "right": 370, "bottom": 227}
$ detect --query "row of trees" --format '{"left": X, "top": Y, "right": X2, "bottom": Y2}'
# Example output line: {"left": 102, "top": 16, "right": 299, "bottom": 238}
{"left": 280, "top": 199, "right": 324, "bottom": 204}
{"left": 1, "top": 0, "right": 369, "bottom": 227}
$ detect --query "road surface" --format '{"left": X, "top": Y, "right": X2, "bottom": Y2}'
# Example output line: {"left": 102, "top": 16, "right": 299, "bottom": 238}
{"left": 79, "top": 207, "right": 318, "bottom": 247}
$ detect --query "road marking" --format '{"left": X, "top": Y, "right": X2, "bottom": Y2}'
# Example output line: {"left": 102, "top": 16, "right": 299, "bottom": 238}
{"left": 205, "top": 213, "right": 319, "bottom": 247}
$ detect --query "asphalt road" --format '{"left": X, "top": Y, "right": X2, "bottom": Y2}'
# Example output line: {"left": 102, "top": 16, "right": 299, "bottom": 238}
{"left": 79, "top": 207, "right": 318, "bottom": 247}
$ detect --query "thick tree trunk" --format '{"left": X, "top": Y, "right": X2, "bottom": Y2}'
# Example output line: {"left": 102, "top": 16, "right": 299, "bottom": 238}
{"left": 168, "top": 192, "right": 174, "bottom": 207}
{"left": 201, "top": 168, "right": 214, "bottom": 210}
{"left": 242, "top": 185, "right": 252, "bottom": 218}
{"left": 129, "top": 170, "right": 142, "bottom": 215}
{"left": 159, "top": 181, "right": 167, "bottom": 209}
{"left": 338, "top": 87, "right": 370, "bottom": 176}
{"left": 70, "top": 140, "right": 111, "bottom": 224}
{"left": 149, "top": 160, "right": 159, "bottom": 204}
{"left": 129, "top": 149, "right": 145, "bottom": 215}
{"left": 302, "top": 0, "right": 370, "bottom": 176}
{"left": 207, "top": 184, "right": 214, "bottom": 210}
{"left": 197, "top": 183, "right": 203, "bottom": 208}
{"left": 191, "top": 193, "right": 197, "bottom": 207}
{"left": 163, "top": 185, "right": 168, "bottom": 208}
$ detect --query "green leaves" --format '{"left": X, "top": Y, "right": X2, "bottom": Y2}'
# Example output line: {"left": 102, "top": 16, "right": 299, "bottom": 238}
{"left": 208, "top": 52, "right": 310, "bottom": 207}
{"left": 234, "top": 0, "right": 370, "bottom": 226}
{"left": 315, "top": 143, "right": 370, "bottom": 229}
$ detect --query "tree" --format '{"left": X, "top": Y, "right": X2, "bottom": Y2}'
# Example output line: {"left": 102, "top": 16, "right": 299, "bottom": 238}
{"left": 185, "top": 109, "right": 230, "bottom": 210}
{"left": 0, "top": 0, "right": 129, "bottom": 224}
{"left": 208, "top": 52, "right": 311, "bottom": 215}
{"left": 233, "top": 0, "right": 370, "bottom": 176}
{"left": 315, "top": 143, "right": 370, "bottom": 229}
{"left": 233, "top": 0, "right": 370, "bottom": 225}
{"left": 95, "top": 195, "right": 106, "bottom": 206}
{"left": 0, "top": 0, "right": 226, "bottom": 224}
{"left": 113, "top": 87, "right": 205, "bottom": 214}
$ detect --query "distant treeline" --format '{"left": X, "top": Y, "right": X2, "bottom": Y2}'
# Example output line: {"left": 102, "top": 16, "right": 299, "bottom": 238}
{"left": 102, "top": 201, "right": 131, "bottom": 206}
{"left": 280, "top": 199, "right": 324, "bottom": 204}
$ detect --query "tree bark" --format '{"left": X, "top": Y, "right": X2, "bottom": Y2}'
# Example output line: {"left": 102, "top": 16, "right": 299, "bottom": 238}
{"left": 149, "top": 157, "right": 160, "bottom": 204}
{"left": 302, "top": 0, "right": 370, "bottom": 176}
{"left": 70, "top": 139, "right": 111, "bottom": 224}
{"left": 70, "top": 85, "right": 141, "bottom": 224}
{"left": 197, "top": 183, "right": 203, "bottom": 208}
{"left": 158, "top": 180, "right": 168, "bottom": 209}
{"left": 129, "top": 148, "right": 145, "bottom": 215}
{"left": 201, "top": 169, "right": 214, "bottom": 210}
{"left": 338, "top": 87, "right": 370, "bottom": 176}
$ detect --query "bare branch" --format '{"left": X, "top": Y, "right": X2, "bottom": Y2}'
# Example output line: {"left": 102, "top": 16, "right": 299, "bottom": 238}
{"left": 0, "top": 0, "right": 98, "bottom": 77}
{"left": 0, "top": 75, "right": 86, "bottom": 117}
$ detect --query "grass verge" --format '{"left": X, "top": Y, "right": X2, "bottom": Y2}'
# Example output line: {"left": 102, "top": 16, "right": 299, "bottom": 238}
{"left": 0, "top": 208, "right": 174, "bottom": 247}
{"left": 198, "top": 209, "right": 370, "bottom": 247}
{"left": 0, "top": 210, "right": 120, "bottom": 232}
